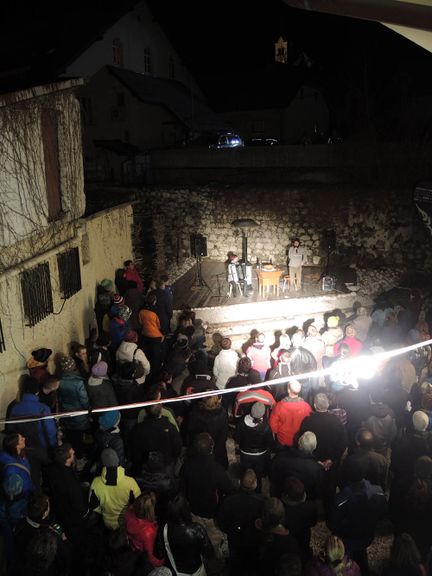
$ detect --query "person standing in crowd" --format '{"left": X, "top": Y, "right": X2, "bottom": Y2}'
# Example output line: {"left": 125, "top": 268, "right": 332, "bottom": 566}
{"left": 71, "top": 344, "right": 91, "bottom": 380}
{"left": 116, "top": 329, "right": 151, "bottom": 385}
{"left": 247, "top": 333, "right": 272, "bottom": 382}
{"left": 303, "top": 325, "right": 326, "bottom": 370}
{"left": 149, "top": 278, "right": 173, "bottom": 337}
{"left": 8, "top": 376, "right": 57, "bottom": 487}
{"left": 139, "top": 293, "right": 165, "bottom": 374}
{"left": 236, "top": 402, "right": 274, "bottom": 491}
{"left": 287, "top": 238, "right": 306, "bottom": 292}
{"left": 87, "top": 361, "right": 118, "bottom": 410}
{"left": 123, "top": 260, "right": 144, "bottom": 294}
{"left": 269, "top": 380, "right": 312, "bottom": 447}
{"left": 39, "top": 375, "right": 60, "bottom": 414}
{"left": 305, "top": 534, "right": 361, "bottom": 576}
{"left": 213, "top": 337, "right": 239, "bottom": 390}
{"left": 89, "top": 448, "right": 140, "bottom": 530}
{"left": 58, "top": 355, "right": 91, "bottom": 461}
{"left": 26, "top": 348, "right": 52, "bottom": 385}
{"left": 334, "top": 324, "right": 363, "bottom": 357}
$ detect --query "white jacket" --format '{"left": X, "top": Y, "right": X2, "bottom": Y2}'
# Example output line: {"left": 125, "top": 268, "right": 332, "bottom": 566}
{"left": 213, "top": 348, "right": 239, "bottom": 389}
{"left": 116, "top": 341, "right": 150, "bottom": 384}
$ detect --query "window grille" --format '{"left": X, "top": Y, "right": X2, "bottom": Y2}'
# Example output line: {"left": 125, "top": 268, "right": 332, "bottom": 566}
{"left": 0, "top": 318, "right": 5, "bottom": 353}
{"left": 21, "top": 263, "right": 53, "bottom": 327}
{"left": 57, "top": 247, "right": 82, "bottom": 299}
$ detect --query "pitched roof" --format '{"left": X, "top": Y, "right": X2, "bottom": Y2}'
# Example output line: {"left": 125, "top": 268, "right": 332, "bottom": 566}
{"left": 106, "top": 66, "right": 228, "bottom": 132}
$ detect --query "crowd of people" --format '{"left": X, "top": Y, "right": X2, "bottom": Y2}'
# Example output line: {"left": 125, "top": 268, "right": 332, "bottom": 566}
{"left": 1, "top": 260, "right": 432, "bottom": 576}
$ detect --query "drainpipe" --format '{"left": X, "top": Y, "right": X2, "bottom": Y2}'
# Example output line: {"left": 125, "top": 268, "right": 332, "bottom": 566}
{"left": 282, "top": 0, "right": 432, "bottom": 32}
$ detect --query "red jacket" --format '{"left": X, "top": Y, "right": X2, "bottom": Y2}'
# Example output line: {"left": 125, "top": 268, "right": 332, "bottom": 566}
{"left": 270, "top": 396, "right": 312, "bottom": 446}
{"left": 124, "top": 268, "right": 144, "bottom": 294}
{"left": 124, "top": 507, "right": 164, "bottom": 567}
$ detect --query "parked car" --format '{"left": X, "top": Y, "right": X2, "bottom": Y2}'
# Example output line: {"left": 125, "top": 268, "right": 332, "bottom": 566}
{"left": 209, "top": 132, "right": 244, "bottom": 149}
{"left": 247, "top": 137, "right": 279, "bottom": 146}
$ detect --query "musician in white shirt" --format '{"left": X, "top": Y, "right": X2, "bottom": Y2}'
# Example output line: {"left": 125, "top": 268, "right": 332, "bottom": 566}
{"left": 287, "top": 238, "right": 306, "bottom": 291}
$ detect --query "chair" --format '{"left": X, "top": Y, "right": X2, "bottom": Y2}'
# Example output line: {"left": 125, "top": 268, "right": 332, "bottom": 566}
{"left": 282, "top": 274, "right": 290, "bottom": 292}
{"left": 227, "top": 281, "right": 243, "bottom": 298}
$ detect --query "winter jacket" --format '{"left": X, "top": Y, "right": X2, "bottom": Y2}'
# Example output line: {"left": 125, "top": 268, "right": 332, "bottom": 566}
{"left": 46, "top": 462, "right": 88, "bottom": 535}
{"left": 186, "top": 405, "right": 229, "bottom": 468}
{"left": 299, "top": 411, "right": 347, "bottom": 462}
{"left": 131, "top": 416, "right": 182, "bottom": 473}
{"left": 124, "top": 506, "right": 164, "bottom": 567}
{"left": 59, "top": 372, "right": 90, "bottom": 431}
{"left": 94, "top": 428, "right": 125, "bottom": 466}
{"left": 110, "top": 317, "right": 130, "bottom": 347}
{"left": 139, "top": 308, "right": 164, "bottom": 339}
{"left": 334, "top": 336, "right": 363, "bottom": 357}
{"left": 246, "top": 344, "right": 271, "bottom": 376}
{"left": 0, "top": 451, "right": 33, "bottom": 497}
{"left": 269, "top": 396, "right": 312, "bottom": 447}
{"left": 87, "top": 376, "right": 117, "bottom": 409}
{"left": 236, "top": 414, "right": 275, "bottom": 455}
{"left": 303, "top": 337, "right": 326, "bottom": 368}
{"left": 321, "top": 327, "right": 344, "bottom": 356}
{"left": 9, "top": 393, "right": 57, "bottom": 451}
{"left": 213, "top": 349, "right": 239, "bottom": 389}
{"left": 268, "top": 363, "right": 291, "bottom": 401}
{"left": 116, "top": 341, "right": 150, "bottom": 384}
{"left": 123, "top": 267, "right": 144, "bottom": 293}
{"left": 181, "top": 454, "right": 235, "bottom": 518}
{"left": 271, "top": 448, "right": 323, "bottom": 500}
{"left": 90, "top": 466, "right": 141, "bottom": 530}
{"left": 149, "top": 288, "right": 173, "bottom": 335}
{"left": 364, "top": 402, "right": 397, "bottom": 453}
{"left": 163, "top": 521, "right": 214, "bottom": 574}
{"left": 26, "top": 358, "right": 50, "bottom": 385}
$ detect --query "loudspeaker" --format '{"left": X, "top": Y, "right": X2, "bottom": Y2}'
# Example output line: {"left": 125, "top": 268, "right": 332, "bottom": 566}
{"left": 322, "top": 229, "right": 336, "bottom": 251}
{"left": 322, "top": 276, "right": 335, "bottom": 292}
{"left": 190, "top": 234, "right": 208, "bottom": 257}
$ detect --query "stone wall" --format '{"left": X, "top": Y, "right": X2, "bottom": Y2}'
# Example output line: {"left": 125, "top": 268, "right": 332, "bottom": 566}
{"left": 132, "top": 183, "right": 432, "bottom": 282}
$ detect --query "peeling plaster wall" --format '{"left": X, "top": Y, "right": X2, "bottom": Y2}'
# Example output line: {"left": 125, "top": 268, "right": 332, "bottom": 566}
{"left": 0, "top": 204, "right": 133, "bottom": 417}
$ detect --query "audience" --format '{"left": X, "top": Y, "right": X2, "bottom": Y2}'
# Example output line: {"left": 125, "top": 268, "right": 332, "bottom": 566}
{"left": 3, "top": 270, "right": 432, "bottom": 576}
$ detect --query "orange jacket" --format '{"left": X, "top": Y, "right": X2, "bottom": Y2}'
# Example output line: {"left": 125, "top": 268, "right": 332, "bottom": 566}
{"left": 270, "top": 397, "right": 312, "bottom": 446}
{"left": 139, "top": 309, "right": 164, "bottom": 339}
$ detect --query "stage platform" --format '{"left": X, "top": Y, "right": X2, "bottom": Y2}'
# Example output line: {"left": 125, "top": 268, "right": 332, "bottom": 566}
{"left": 172, "top": 260, "right": 372, "bottom": 348}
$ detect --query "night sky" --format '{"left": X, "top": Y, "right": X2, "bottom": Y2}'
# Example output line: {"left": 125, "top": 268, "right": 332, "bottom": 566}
{"left": 2, "top": 0, "right": 432, "bottom": 140}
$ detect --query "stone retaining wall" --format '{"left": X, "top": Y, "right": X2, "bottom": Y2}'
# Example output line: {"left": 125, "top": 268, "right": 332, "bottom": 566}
{"left": 132, "top": 184, "right": 432, "bottom": 282}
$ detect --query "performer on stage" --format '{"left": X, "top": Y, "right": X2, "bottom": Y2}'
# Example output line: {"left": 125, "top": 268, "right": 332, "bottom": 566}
{"left": 226, "top": 253, "right": 247, "bottom": 297}
{"left": 287, "top": 238, "right": 306, "bottom": 291}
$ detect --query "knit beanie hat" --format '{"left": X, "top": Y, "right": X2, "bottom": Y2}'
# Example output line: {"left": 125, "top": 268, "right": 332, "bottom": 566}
{"left": 31, "top": 348, "right": 52, "bottom": 363}
{"left": 251, "top": 402, "right": 265, "bottom": 419}
{"left": 99, "top": 410, "right": 120, "bottom": 430}
{"left": 327, "top": 316, "right": 339, "bottom": 328}
{"left": 101, "top": 448, "right": 119, "bottom": 468}
{"left": 60, "top": 355, "right": 76, "bottom": 372}
{"left": 91, "top": 361, "right": 108, "bottom": 378}
{"left": 100, "top": 279, "right": 114, "bottom": 290}
{"left": 117, "top": 305, "right": 131, "bottom": 322}
{"left": 113, "top": 294, "right": 124, "bottom": 306}
{"left": 413, "top": 410, "right": 429, "bottom": 432}
{"left": 124, "top": 330, "right": 138, "bottom": 343}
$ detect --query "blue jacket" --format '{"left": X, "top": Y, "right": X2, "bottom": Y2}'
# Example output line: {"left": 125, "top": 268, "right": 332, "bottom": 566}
{"left": 59, "top": 372, "right": 90, "bottom": 430}
{"left": 9, "top": 394, "right": 57, "bottom": 451}
{"left": 0, "top": 452, "right": 33, "bottom": 497}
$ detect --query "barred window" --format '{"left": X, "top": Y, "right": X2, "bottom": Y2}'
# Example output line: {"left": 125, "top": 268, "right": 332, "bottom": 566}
{"left": 57, "top": 247, "right": 82, "bottom": 299}
{"left": 0, "top": 318, "right": 5, "bottom": 353}
{"left": 21, "top": 263, "right": 53, "bottom": 327}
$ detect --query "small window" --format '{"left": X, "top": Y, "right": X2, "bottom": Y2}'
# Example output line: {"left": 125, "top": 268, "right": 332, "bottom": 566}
{"left": 169, "top": 56, "right": 175, "bottom": 79}
{"left": 144, "top": 47, "right": 152, "bottom": 74}
{"left": 0, "top": 318, "right": 5, "bottom": 353}
{"left": 21, "top": 263, "right": 53, "bottom": 327}
{"left": 112, "top": 38, "right": 124, "bottom": 66}
{"left": 57, "top": 247, "right": 82, "bottom": 299}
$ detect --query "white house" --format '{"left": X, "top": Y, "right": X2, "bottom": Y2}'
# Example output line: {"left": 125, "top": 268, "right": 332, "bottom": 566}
{"left": 60, "top": 0, "right": 224, "bottom": 182}
{"left": 0, "top": 80, "right": 134, "bottom": 415}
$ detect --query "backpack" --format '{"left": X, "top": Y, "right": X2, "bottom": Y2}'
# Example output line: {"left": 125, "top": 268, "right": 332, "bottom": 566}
{"left": 118, "top": 346, "right": 139, "bottom": 380}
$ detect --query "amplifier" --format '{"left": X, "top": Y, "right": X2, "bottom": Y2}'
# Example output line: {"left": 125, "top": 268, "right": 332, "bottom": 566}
{"left": 322, "top": 276, "right": 335, "bottom": 292}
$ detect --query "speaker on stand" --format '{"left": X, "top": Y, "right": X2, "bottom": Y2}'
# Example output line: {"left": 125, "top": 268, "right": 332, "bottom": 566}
{"left": 320, "top": 229, "right": 336, "bottom": 289}
{"left": 190, "top": 234, "right": 212, "bottom": 292}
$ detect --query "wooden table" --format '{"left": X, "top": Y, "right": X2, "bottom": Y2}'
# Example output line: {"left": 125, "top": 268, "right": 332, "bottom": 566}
{"left": 256, "top": 268, "right": 282, "bottom": 297}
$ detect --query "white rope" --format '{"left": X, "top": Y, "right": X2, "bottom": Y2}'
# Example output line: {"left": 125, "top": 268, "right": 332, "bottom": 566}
{"left": 2, "top": 338, "right": 431, "bottom": 426}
